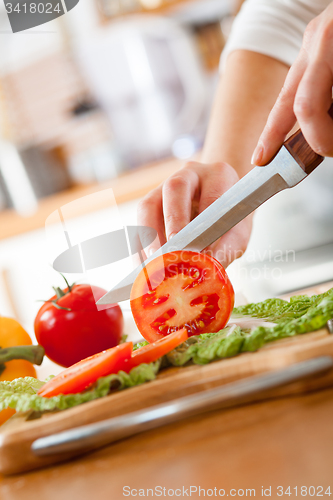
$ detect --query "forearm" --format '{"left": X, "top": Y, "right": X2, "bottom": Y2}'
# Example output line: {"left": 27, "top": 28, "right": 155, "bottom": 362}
{"left": 201, "top": 50, "right": 289, "bottom": 177}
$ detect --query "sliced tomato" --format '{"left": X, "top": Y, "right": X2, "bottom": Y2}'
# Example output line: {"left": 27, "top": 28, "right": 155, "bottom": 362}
{"left": 130, "top": 251, "right": 234, "bottom": 342}
{"left": 123, "top": 328, "right": 188, "bottom": 372}
{"left": 38, "top": 342, "right": 133, "bottom": 398}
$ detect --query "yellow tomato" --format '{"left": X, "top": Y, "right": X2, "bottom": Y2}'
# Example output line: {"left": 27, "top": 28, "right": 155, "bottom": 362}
{"left": 0, "top": 358, "right": 36, "bottom": 382}
{"left": 0, "top": 317, "right": 37, "bottom": 425}
{"left": 0, "top": 317, "right": 35, "bottom": 348}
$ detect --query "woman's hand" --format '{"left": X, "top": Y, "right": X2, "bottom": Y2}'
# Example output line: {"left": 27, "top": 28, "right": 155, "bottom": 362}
{"left": 137, "top": 161, "right": 252, "bottom": 269}
{"left": 137, "top": 50, "right": 289, "bottom": 269}
{"left": 252, "top": 2, "right": 333, "bottom": 165}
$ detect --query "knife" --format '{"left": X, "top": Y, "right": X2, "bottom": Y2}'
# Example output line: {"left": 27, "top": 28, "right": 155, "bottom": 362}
{"left": 31, "top": 356, "right": 333, "bottom": 457}
{"left": 97, "top": 126, "right": 325, "bottom": 305}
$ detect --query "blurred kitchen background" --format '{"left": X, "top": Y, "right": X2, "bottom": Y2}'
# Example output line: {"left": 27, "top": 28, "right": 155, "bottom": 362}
{"left": 0, "top": 0, "right": 332, "bottom": 376}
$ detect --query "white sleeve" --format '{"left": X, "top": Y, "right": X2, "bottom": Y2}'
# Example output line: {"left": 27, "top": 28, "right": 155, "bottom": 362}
{"left": 220, "top": 0, "right": 331, "bottom": 70}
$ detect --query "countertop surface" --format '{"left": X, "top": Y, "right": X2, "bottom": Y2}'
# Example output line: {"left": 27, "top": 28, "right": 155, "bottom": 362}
{"left": 0, "top": 387, "right": 332, "bottom": 499}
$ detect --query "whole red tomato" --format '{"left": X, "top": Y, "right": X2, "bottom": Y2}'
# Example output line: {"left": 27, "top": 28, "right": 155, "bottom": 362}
{"left": 34, "top": 282, "right": 124, "bottom": 367}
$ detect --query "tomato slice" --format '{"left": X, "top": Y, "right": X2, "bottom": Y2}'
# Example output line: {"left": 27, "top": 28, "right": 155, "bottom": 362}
{"left": 38, "top": 342, "right": 133, "bottom": 398}
{"left": 130, "top": 251, "right": 234, "bottom": 342}
{"left": 124, "top": 328, "right": 188, "bottom": 372}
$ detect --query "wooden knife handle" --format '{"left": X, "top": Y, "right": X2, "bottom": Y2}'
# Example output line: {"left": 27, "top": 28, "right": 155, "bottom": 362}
{"left": 284, "top": 102, "right": 333, "bottom": 175}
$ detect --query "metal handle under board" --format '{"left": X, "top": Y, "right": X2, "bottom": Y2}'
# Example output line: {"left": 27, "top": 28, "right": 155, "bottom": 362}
{"left": 32, "top": 356, "right": 333, "bottom": 457}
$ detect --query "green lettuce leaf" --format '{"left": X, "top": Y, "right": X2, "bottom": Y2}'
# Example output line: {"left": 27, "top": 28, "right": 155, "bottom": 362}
{"left": 239, "top": 287, "right": 333, "bottom": 351}
{"left": 0, "top": 361, "right": 160, "bottom": 413}
{"left": 1, "top": 288, "right": 332, "bottom": 416}
{"left": 166, "top": 326, "right": 245, "bottom": 366}
{"left": 167, "top": 288, "right": 333, "bottom": 365}
{"left": 133, "top": 340, "right": 149, "bottom": 351}
{"left": 233, "top": 287, "right": 333, "bottom": 323}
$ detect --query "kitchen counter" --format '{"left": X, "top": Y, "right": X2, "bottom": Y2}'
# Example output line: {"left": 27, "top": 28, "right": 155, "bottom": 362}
{"left": 1, "top": 387, "right": 332, "bottom": 499}
{"left": 0, "top": 157, "right": 183, "bottom": 241}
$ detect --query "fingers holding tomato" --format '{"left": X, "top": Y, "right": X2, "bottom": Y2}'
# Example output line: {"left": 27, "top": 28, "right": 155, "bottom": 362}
{"left": 130, "top": 251, "right": 234, "bottom": 343}
{"left": 138, "top": 162, "right": 252, "bottom": 268}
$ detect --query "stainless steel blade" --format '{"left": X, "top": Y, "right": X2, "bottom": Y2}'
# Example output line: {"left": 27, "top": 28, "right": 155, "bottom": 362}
{"left": 327, "top": 319, "right": 333, "bottom": 334}
{"left": 98, "top": 147, "right": 307, "bottom": 304}
{"left": 31, "top": 356, "right": 333, "bottom": 457}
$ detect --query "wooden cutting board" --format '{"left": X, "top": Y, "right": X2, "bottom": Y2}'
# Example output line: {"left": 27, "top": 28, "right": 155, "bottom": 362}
{"left": 0, "top": 282, "right": 332, "bottom": 475}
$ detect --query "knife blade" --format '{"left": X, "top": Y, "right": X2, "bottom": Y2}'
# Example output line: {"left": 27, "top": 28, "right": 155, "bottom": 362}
{"left": 97, "top": 129, "right": 324, "bottom": 305}
{"left": 31, "top": 356, "right": 333, "bottom": 457}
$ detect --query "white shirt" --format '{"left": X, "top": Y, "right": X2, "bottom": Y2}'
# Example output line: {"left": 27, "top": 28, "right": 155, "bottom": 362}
{"left": 221, "top": 0, "right": 332, "bottom": 69}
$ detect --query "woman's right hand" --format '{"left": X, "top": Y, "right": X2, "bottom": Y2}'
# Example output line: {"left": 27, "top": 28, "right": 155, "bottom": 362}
{"left": 137, "top": 161, "right": 253, "bottom": 269}
{"left": 252, "top": 2, "right": 333, "bottom": 165}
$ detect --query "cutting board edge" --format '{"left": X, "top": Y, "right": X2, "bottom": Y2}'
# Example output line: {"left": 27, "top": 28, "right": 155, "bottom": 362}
{"left": 1, "top": 327, "right": 331, "bottom": 440}
{"left": 0, "top": 328, "right": 329, "bottom": 436}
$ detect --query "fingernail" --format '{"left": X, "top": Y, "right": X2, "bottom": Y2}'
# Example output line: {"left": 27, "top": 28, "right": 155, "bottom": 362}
{"left": 251, "top": 144, "right": 264, "bottom": 165}
{"left": 167, "top": 232, "right": 176, "bottom": 241}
